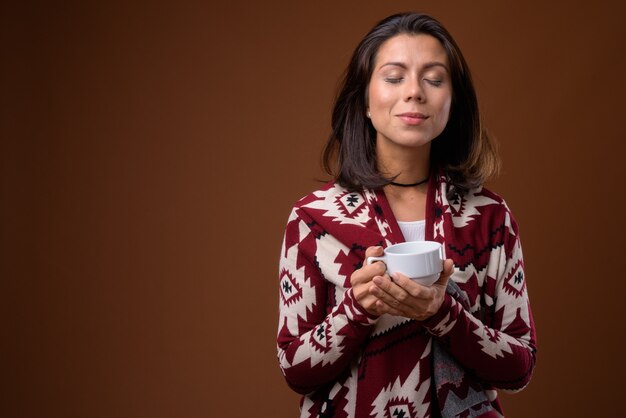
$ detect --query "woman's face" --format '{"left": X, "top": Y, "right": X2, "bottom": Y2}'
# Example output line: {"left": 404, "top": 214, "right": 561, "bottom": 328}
{"left": 367, "top": 34, "right": 452, "bottom": 152}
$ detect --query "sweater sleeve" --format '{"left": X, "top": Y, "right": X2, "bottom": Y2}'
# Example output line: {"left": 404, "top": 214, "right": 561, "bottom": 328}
{"left": 422, "top": 207, "right": 537, "bottom": 391}
{"left": 276, "top": 208, "right": 378, "bottom": 395}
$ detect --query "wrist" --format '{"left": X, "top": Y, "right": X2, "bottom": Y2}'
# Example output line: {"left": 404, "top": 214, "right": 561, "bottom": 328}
{"left": 344, "top": 288, "right": 380, "bottom": 324}
{"left": 422, "top": 293, "right": 453, "bottom": 327}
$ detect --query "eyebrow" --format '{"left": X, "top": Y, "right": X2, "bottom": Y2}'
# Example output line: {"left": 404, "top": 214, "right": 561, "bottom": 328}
{"left": 379, "top": 61, "right": 449, "bottom": 72}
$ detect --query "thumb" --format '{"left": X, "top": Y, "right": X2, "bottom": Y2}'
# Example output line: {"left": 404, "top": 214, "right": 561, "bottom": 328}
{"left": 434, "top": 259, "right": 454, "bottom": 287}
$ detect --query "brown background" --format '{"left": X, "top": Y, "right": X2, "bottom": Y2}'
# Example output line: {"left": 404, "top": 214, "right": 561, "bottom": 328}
{"left": 2, "top": 1, "right": 625, "bottom": 417}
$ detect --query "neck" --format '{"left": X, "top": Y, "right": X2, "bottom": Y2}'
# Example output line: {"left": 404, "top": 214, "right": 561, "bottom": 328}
{"left": 376, "top": 140, "right": 431, "bottom": 185}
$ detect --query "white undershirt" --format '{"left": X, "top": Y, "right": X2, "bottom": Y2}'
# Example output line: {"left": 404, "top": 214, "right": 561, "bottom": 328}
{"left": 397, "top": 219, "right": 426, "bottom": 242}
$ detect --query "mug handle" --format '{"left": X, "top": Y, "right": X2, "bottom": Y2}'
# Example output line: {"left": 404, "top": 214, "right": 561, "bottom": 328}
{"left": 366, "top": 255, "right": 387, "bottom": 266}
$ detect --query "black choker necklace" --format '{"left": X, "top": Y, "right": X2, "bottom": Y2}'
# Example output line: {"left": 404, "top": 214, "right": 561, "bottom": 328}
{"left": 389, "top": 177, "right": 429, "bottom": 187}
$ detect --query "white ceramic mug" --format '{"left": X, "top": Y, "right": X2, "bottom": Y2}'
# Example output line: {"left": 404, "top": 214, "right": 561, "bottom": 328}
{"left": 366, "top": 241, "right": 444, "bottom": 286}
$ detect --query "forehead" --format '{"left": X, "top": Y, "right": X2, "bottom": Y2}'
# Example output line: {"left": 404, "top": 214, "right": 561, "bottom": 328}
{"left": 373, "top": 33, "right": 449, "bottom": 68}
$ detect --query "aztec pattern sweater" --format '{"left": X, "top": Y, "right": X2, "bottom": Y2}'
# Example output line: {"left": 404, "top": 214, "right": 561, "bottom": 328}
{"left": 277, "top": 173, "right": 537, "bottom": 417}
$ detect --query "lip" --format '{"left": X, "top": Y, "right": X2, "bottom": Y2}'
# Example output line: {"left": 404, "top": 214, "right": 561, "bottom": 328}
{"left": 397, "top": 112, "right": 429, "bottom": 126}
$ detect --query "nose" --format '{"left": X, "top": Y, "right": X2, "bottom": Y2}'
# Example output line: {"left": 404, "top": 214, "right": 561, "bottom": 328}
{"left": 404, "top": 77, "right": 425, "bottom": 103}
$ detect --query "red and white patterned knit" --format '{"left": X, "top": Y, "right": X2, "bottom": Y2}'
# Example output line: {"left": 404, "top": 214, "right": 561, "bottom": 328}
{"left": 277, "top": 172, "right": 537, "bottom": 417}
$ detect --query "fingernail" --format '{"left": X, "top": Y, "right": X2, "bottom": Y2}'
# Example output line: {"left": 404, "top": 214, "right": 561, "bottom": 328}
{"left": 373, "top": 276, "right": 383, "bottom": 285}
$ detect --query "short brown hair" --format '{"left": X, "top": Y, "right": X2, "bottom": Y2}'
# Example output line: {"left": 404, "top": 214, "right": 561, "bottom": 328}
{"left": 322, "top": 12, "right": 500, "bottom": 193}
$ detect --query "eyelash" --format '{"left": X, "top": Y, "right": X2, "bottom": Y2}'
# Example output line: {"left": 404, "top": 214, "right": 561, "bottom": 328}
{"left": 425, "top": 79, "right": 443, "bottom": 87}
{"left": 384, "top": 77, "right": 443, "bottom": 87}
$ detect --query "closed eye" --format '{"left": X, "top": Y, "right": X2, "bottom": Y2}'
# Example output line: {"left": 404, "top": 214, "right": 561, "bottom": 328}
{"left": 424, "top": 79, "right": 443, "bottom": 87}
{"left": 384, "top": 77, "right": 403, "bottom": 84}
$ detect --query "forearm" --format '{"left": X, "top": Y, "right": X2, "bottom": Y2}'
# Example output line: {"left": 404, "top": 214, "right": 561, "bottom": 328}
{"left": 277, "top": 288, "right": 377, "bottom": 394}
{"left": 423, "top": 294, "right": 536, "bottom": 390}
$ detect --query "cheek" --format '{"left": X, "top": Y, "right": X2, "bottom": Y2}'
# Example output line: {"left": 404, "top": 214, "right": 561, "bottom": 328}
{"left": 436, "top": 95, "right": 452, "bottom": 127}
{"left": 442, "top": 102, "right": 452, "bottom": 124}
{"left": 368, "top": 84, "right": 393, "bottom": 111}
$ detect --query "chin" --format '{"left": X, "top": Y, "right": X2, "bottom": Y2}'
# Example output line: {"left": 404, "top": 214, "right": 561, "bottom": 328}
{"left": 397, "top": 138, "right": 434, "bottom": 148}
{"left": 377, "top": 131, "right": 436, "bottom": 150}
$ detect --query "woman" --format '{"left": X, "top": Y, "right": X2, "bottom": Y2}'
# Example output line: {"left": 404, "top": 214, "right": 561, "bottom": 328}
{"left": 277, "top": 12, "right": 536, "bottom": 418}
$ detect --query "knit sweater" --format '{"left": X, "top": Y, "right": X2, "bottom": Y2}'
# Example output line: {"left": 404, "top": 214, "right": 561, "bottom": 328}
{"left": 277, "top": 172, "right": 537, "bottom": 417}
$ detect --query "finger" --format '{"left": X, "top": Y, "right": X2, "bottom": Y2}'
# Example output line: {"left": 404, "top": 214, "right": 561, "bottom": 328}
{"left": 369, "top": 276, "right": 409, "bottom": 307}
{"left": 389, "top": 272, "right": 414, "bottom": 289}
{"left": 372, "top": 274, "right": 399, "bottom": 295}
{"left": 388, "top": 272, "right": 431, "bottom": 299}
{"left": 351, "top": 282, "right": 371, "bottom": 301}
{"left": 352, "top": 283, "right": 383, "bottom": 314}
{"left": 351, "top": 261, "right": 386, "bottom": 285}
{"left": 393, "top": 271, "right": 448, "bottom": 305}
{"left": 350, "top": 247, "right": 385, "bottom": 286}
{"left": 364, "top": 245, "right": 384, "bottom": 259}
{"left": 364, "top": 246, "right": 387, "bottom": 272}
{"left": 374, "top": 299, "right": 405, "bottom": 316}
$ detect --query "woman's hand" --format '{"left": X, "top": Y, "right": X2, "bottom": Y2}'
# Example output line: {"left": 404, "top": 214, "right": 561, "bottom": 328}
{"left": 368, "top": 259, "right": 455, "bottom": 321}
{"left": 350, "top": 246, "right": 389, "bottom": 316}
